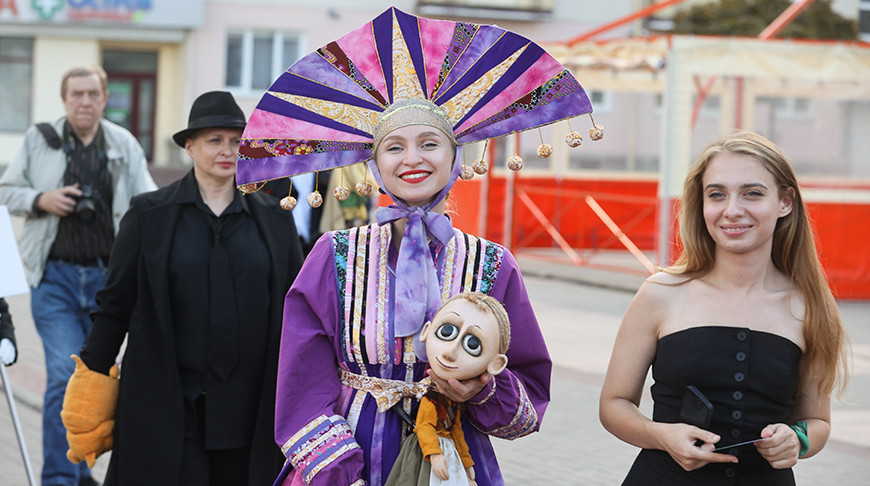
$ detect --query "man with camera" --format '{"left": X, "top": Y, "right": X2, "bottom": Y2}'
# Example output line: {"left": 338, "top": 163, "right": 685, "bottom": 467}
{"left": 0, "top": 65, "right": 155, "bottom": 486}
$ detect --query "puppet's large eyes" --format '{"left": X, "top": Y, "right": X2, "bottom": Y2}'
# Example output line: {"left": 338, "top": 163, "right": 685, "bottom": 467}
{"left": 462, "top": 334, "right": 482, "bottom": 357}
{"left": 435, "top": 323, "right": 459, "bottom": 341}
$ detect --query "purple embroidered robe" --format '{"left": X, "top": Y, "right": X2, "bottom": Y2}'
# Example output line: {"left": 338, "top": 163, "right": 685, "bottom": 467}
{"left": 274, "top": 224, "right": 552, "bottom": 486}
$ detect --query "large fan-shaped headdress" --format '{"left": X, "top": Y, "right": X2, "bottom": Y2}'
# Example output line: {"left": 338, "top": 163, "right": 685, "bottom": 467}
{"left": 237, "top": 6, "right": 600, "bottom": 193}
{"left": 237, "top": 7, "right": 602, "bottom": 347}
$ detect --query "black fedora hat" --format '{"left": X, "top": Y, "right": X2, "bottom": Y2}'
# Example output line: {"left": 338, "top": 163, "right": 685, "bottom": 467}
{"left": 172, "top": 91, "right": 246, "bottom": 147}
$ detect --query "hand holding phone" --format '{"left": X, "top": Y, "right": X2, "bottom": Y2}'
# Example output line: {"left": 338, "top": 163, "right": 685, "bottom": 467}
{"left": 678, "top": 386, "right": 713, "bottom": 447}
{"left": 678, "top": 385, "right": 713, "bottom": 429}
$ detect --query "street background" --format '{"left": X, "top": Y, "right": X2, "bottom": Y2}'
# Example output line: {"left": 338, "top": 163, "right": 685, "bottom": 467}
{"left": 1, "top": 228, "right": 869, "bottom": 484}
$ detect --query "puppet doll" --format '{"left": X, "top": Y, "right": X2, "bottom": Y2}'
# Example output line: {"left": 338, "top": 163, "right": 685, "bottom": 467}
{"left": 386, "top": 292, "right": 511, "bottom": 486}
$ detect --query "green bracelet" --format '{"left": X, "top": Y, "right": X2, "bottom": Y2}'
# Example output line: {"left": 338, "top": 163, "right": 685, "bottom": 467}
{"left": 789, "top": 420, "right": 809, "bottom": 458}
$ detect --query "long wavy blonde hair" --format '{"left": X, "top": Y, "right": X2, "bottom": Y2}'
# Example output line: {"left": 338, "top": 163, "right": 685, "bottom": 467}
{"left": 665, "top": 131, "right": 848, "bottom": 397}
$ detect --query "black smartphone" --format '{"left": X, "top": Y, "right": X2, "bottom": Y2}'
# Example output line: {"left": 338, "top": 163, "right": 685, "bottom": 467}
{"left": 678, "top": 385, "right": 713, "bottom": 429}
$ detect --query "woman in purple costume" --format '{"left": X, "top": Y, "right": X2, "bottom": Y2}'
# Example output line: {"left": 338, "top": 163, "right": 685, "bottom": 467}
{"left": 273, "top": 96, "right": 550, "bottom": 486}
{"left": 235, "top": 8, "right": 602, "bottom": 486}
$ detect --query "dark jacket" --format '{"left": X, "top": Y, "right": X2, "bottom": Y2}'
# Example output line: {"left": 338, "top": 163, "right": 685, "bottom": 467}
{"left": 262, "top": 172, "right": 330, "bottom": 255}
{"left": 82, "top": 170, "right": 303, "bottom": 485}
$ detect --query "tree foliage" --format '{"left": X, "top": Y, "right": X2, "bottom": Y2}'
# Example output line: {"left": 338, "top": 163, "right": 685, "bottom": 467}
{"left": 670, "top": 0, "right": 857, "bottom": 40}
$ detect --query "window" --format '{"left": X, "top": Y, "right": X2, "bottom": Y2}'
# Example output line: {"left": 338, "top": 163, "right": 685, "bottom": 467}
{"left": 861, "top": 1, "right": 870, "bottom": 41}
{"left": 775, "top": 97, "right": 812, "bottom": 119}
{"left": 654, "top": 93, "right": 719, "bottom": 118}
{"left": 0, "top": 37, "right": 34, "bottom": 131}
{"left": 418, "top": 0, "right": 554, "bottom": 20}
{"left": 225, "top": 30, "right": 302, "bottom": 94}
{"left": 588, "top": 90, "right": 612, "bottom": 113}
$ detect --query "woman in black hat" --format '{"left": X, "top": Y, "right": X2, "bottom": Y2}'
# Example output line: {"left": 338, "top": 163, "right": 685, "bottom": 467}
{"left": 61, "top": 91, "right": 305, "bottom": 485}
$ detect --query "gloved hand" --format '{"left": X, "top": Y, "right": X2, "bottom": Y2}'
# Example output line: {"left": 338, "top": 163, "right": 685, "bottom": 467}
{"left": 61, "top": 355, "right": 120, "bottom": 468}
{"left": 0, "top": 338, "right": 16, "bottom": 366}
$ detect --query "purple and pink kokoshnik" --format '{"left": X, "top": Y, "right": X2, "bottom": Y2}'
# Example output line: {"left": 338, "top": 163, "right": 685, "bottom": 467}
{"left": 236, "top": 7, "right": 593, "bottom": 186}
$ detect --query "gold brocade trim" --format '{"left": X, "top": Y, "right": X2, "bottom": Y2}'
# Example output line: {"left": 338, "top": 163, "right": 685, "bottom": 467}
{"left": 339, "top": 368, "right": 431, "bottom": 413}
{"left": 376, "top": 224, "right": 390, "bottom": 363}
{"left": 267, "top": 91, "right": 380, "bottom": 133}
{"left": 352, "top": 228, "right": 368, "bottom": 365}
{"left": 440, "top": 44, "right": 528, "bottom": 126}
{"left": 282, "top": 414, "right": 328, "bottom": 456}
{"left": 468, "top": 377, "right": 497, "bottom": 406}
{"left": 442, "top": 231, "right": 458, "bottom": 299}
{"left": 403, "top": 335, "right": 416, "bottom": 365}
{"left": 347, "top": 391, "right": 366, "bottom": 433}
{"left": 390, "top": 12, "right": 425, "bottom": 101}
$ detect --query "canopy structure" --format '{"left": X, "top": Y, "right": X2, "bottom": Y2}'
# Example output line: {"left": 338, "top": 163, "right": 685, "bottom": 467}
{"left": 537, "top": 34, "right": 870, "bottom": 296}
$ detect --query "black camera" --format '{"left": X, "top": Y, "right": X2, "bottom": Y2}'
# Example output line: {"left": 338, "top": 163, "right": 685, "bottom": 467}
{"left": 75, "top": 185, "right": 101, "bottom": 223}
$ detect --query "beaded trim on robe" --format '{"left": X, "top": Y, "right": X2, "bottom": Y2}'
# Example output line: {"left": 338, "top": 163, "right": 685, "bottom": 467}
{"left": 487, "top": 377, "right": 539, "bottom": 440}
{"left": 330, "top": 224, "right": 505, "bottom": 367}
{"left": 281, "top": 414, "right": 360, "bottom": 484}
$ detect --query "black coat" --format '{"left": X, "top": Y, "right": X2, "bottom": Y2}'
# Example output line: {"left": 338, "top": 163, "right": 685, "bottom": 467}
{"left": 84, "top": 171, "right": 303, "bottom": 485}
{"left": 261, "top": 172, "right": 330, "bottom": 255}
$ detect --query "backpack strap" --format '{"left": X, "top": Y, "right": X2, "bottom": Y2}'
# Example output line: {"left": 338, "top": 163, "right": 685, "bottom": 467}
{"left": 36, "top": 122, "right": 62, "bottom": 150}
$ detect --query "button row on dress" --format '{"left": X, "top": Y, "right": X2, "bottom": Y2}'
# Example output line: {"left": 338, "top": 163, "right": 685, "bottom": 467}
{"left": 729, "top": 328, "right": 750, "bottom": 467}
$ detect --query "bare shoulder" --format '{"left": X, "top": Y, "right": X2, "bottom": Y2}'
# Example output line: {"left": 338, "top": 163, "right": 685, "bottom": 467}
{"left": 637, "top": 271, "right": 694, "bottom": 303}
{"left": 624, "top": 272, "right": 690, "bottom": 325}
{"left": 646, "top": 271, "right": 693, "bottom": 286}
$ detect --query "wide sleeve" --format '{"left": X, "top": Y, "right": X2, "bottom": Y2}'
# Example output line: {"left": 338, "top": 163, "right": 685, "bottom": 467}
{"left": 463, "top": 249, "right": 552, "bottom": 440}
{"left": 81, "top": 200, "right": 144, "bottom": 374}
{"left": 274, "top": 234, "right": 365, "bottom": 486}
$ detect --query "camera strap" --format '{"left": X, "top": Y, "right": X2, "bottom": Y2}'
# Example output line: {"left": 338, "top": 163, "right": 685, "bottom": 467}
{"left": 59, "top": 122, "right": 111, "bottom": 203}
{"left": 36, "top": 123, "right": 63, "bottom": 150}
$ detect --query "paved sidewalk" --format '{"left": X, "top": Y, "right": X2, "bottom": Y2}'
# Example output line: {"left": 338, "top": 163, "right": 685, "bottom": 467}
{"left": 1, "top": 244, "right": 868, "bottom": 484}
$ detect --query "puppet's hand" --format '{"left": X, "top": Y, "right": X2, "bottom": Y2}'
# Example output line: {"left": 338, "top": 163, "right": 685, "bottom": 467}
{"left": 0, "top": 338, "right": 16, "bottom": 366}
{"left": 466, "top": 465, "right": 476, "bottom": 485}
{"left": 427, "top": 368, "right": 490, "bottom": 403}
{"left": 430, "top": 453, "right": 449, "bottom": 480}
{"left": 61, "top": 355, "right": 119, "bottom": 467}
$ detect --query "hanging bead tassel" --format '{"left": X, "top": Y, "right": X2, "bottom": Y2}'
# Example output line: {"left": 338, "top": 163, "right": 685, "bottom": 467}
{"left": 334, "top": 168, "right": 350, "bottom": 201}
{"left": 238, "top": 182, "right": 265, "bottom": 194}
{"left": 307, "top": 172, "right": 323, "bottom": 208}
{"left": 355, "top": 163, "right": 375, "bottom": 196}
{"left": 472, "top": 139, "right": 489, "bottom": 174}
{"left": 565, "top": 119, "right": 583, "bottom": 148}
{"left": 356, "top": 180, "right": 374, "bottom": 196}
{"left": 460, "top": 150, "right": 475, "bottom": 180}
{"left": 280, "top": 179, "right": 297, "bottom": 210}
{"left": 307, "top": 191, "right": 323, "bottom": 207}
{"left": 536, "top": 129, "right": 552, "bottom": 158}
{"left": 507, "top": 154, "right": 524, "bottom": 171}
{"left": 589, "top": 114, "right": 605, "bottom": 141}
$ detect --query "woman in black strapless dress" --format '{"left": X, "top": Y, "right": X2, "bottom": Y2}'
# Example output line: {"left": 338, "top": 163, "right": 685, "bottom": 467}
{"left": 599, "top": 131, "right": 849, "bottom": 485}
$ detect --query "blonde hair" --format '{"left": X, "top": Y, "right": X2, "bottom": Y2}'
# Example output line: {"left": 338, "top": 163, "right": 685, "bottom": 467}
{"left": 440, "top": 292, "right": 510, "bottom": 354}
{"left": 61, "top": 65, "right": 108, "bottom": 99}
{"left": 666, "top": 130, "right": 848, "bottom": 397}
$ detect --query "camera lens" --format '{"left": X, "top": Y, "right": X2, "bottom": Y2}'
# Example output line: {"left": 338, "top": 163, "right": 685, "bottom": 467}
{"left": 75, "top": 185, "right": 99, "bottom": 223}
{"left": 75, "top": 198, "right": 97, "bottom": 223}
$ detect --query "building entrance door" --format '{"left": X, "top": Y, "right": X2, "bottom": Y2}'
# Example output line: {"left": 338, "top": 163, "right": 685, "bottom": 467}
{"left": 103, "top": 50, "right": 157, "bottom": 162}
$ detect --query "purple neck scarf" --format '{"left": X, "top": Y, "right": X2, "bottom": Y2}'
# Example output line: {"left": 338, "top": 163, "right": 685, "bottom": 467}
{"left": 369, "top": 146, "right": 463, "bottom": 348}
